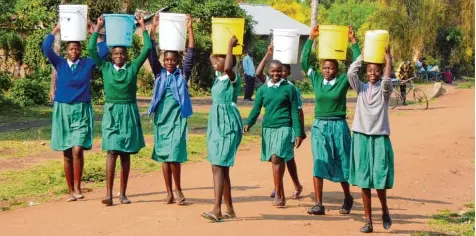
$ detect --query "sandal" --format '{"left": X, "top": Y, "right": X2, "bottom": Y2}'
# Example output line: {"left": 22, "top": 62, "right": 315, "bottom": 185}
{"left": 73, "top": 194, "right": 84, "bottom": 200}
{"left": 360, "top": 222, "right": 373, "bottom": 233}
{"left": 339, "top": 196, "right": 354, "bottom": 214}
{"left": 223, "top": 212, "right": 237, "bottom": 219}
{"left": 176, "top": 191, "right": 185, "bottom": 205}
{"left": 66, "top": 196, "right": 77, "bottom": 202}
{"left": 291, "top": 185, "right": 303, "bottom": 199}
{"left": 201, "top": 212, "right": 223, "bottom": 222}
{"left": 120, "top": 196, "right": 131, "bottom": 204}
{"left": 307, "top": 204, "right": 325, "bottom": 215}
{"left": 382, "top": 213, "right": 392, "bottom": 230}
{"left": 270, "top": 189, "right": 276, "bottom": 198}
{"left": 101, "top": 197, "right": 113, "bottom": 206}
{"left": 273, "top": 199, "right": 286, "bottom": 208}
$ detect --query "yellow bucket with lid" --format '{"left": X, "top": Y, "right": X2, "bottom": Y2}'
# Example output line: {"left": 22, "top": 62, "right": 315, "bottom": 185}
{"left": 211, "top": 18, "right": 245, "bottom": 55}
{"left": 318, "top": 25, "right": 349, "bottom": 60}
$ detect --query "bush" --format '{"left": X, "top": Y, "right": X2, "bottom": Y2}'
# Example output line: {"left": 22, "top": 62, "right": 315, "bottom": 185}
{"left": 293, "top": 78, "right": 313, "bottom": 94}
{"left": 0, "top": 72, "right": 12, "bottom": 92}
{"left": 137, "top": 68, "right": 154, "bottom": 96}
{"left": 8, "top": 77, "right": 48, "bottom": 107}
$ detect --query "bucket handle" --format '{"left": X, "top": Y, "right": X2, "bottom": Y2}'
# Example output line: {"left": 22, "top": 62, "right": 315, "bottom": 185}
{"left": 76, "top": 9, "right": 87, "bottom": 22}
{"left": 222, "top": 26, "right": 243, "bottom": 48}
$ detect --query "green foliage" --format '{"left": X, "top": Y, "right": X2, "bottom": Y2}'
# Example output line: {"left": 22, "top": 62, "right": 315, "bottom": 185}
{"left": 137, "top": 67, "right": 154, "bottom": 96}
{"left": 8, "top": 77, "right": 49, "bottom": 107}
{"left": 318, "top": 0, "right": 378, "bottom": 32}
{"left": 23, "top": 29, "right": 49, "bottom": 72}
{"left": 293, "top": 77, "right": 313, "bottom": 94}
{"left": 0, "top": 72, "right": 12, "bottom": 92}
{"left": 428, "top": 204, "right": 475, "bottom": 236}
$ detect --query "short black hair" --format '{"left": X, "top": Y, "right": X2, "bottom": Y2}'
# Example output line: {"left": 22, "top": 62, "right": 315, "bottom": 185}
{"left": 66, "top": 41, "right": 81, "bottom": 48}
{"left": 269, "top": 59, "right": 282, "bottom": 68}
{"left": 322, "top": 59, "right": 339, "bottom": 70}
{"left": 112, "top": 46, "right": 127, "bottom": 51}
{"left": 164, "top": 50, "right": 180, "bottom": 59}
{"left": 282, "top": 64, "right": 291, "bottom": 71}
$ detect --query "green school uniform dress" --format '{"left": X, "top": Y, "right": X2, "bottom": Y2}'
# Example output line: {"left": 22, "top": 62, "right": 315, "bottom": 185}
{"left": 152, "top": 75, "right": 187, "bottom": 163}
{"left": 51, "top": 102, "right": 94, "bottom": 150}
{"left": 347, "top": 56, "right": 394, "bottom": 189}
{"left": 300, "top": 39, "right": 360, "bottom": 182}
{"left": 246, "top": 79, "right": 302, "bottom": 162}
{"left": 88, "top": 31, "right": 152, "bottom": 154}
{"left": 206, "top": 72, "right": 243, "bottom": 167}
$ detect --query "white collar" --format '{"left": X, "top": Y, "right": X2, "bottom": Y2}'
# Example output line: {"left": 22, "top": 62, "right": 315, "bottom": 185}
{"left": 67, "top": 59, "right": 80, "bottom": 67}
{"left": 217, "top": 74, "right": 229, "bottom": 81}
{"left": 113, "top": 64, "right": 126, "bottom": 71}
{"left": 323, "top": 78, "right": 336, "bottom": 86}
{"left": 267, "top": 78, "right": 285, "bottom": 88}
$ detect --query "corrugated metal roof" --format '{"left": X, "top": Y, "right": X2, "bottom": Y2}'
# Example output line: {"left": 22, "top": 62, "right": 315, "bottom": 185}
{"left": 239, "top": 3, "right": 311, "bottom": 36}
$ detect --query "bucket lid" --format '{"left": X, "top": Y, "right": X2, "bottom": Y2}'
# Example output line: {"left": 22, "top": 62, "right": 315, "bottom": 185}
{"left": 59, "top": 5, "right": 87, "bottom": 10}
{"left": 159, "top": 13, "right": 186, "bottom": 20}
{"left": 365, "top": 30, "right": 389, "bottom": 35}
{"left": 273, "top": 28, "right": 299, "bottom": 36}
{"left": 104, "top": 14, "right": 135, "bottom": 19}
{"left": 212, "top": 18, "right": 244, "bottom": 23}
{"left": 319, "top": 25, "right": 348, "bottom": 31}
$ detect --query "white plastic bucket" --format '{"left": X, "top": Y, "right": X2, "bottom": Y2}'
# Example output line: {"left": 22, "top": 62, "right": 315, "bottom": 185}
{"left": 272, "top": 29, "right": 300, "bottom": 64}
{"left": 59, "top": 5, "right": 88, "bottom": 41}
{"left": 159, "top": 13, "right": 187, "bottom": 51}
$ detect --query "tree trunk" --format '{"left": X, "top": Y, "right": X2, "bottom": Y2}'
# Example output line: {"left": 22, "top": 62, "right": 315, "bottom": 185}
{"left": 311, "top": 0, "right": 318, "bottom": 28}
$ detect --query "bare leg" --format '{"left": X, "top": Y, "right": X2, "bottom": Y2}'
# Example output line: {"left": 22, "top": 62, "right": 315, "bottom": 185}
{"left": 223, "top": 167, "right": 235, "bottom": 217}
{"left": 313, "top": 177, "right": 324, "bottom": 205}
{"left": 102, "top": 152, "right": 117, "bottom": 206}
{"left": 210, "top": 165, "right": 224, "bottom": 218}
{"left": 360, "top": 188, "right": 373, "bottom": 232}
{"left": 119, "top": 153, "right": 131, "bottom": 204}
{"left": 377, "top": 189, "right": 392, "bottom": 230}
{"left": 162, "top": 162, "right": 174, "bottom": 204}
{"left": 72, "top": 146, "right": 84, "bottom": 198}
{"left": 286, "top": 158, "right": 303, "bottom": 198}
{"left": 171, "top": 162, "right": 185, "bottom": 204}
{"left": 63, "top": 149, "right": 75, "bottom": 201}
{"left": 338, "top": 182, "right": 354, "bottom": 214}
{"left": 271, "top": 155, "right": 286, "bottom": 207}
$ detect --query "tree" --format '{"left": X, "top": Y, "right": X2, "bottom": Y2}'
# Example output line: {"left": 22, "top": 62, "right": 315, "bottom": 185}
{"left": 311, "top": 0, "right": 318, "bottom": 28}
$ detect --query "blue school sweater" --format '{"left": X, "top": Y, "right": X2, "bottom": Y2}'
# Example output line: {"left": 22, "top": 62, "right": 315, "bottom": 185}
{"left": 41, "top": 34, "right": 109, "bottom": 103}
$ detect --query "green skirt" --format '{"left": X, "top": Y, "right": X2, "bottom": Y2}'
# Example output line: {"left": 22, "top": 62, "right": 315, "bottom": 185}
{"left": 348, "top": 132, "right": 394, "bottom": 189}
{"left": 261, "top": 127, "right": 294, "bottom": 162}
{"left": 311, "top": 118, "right": 351, "bottom": 182}
{"left": 101, "top": 102, "right": 145, "bottom": 154}
{"left": 206, "top": 103, "right": 243, "bottom": 167}
{"left": 152, "top": 90, "right": 187, "bottom": 163}
{"left": 51, "top": 102, "right": 94, "bottom": 151}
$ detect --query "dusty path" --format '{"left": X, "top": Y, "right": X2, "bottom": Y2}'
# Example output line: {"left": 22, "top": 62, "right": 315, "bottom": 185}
{"left": 0, "top": 86, "right": 473, "bottom": 236}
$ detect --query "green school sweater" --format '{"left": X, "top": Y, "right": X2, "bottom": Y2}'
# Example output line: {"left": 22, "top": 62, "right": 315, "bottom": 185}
{"left": 245, "top": 79, "right": 302, "bottom": 137}
{"left": 88, "top": 31, "right": 152, "bottom": 103}
{"left": 301, "top": 39, "right": 361, "bottom": 118}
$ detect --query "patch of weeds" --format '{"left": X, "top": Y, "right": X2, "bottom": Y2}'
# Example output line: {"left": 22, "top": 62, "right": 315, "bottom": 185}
{"left": 0, "top": 140, "right": 49, "bottom": 159}
{"left": 427, "top": 203, "right": 475, "bottom": 236}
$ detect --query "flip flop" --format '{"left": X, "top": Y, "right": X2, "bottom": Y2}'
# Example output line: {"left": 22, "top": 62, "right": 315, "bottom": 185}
{"left": 201, "top": 212, "right": 223, "bottom": 222}
{"left": 66, "top": 196, "right": 77, "bottom": 202}
{"left": 176, "top": 191, "right": 186, "bottom": 205}
{"left": 270, "top": 190, "right": 276, "bottom": 198}
{"left": 291, "top": 186, "right": 303, "bottom": 199}
{"left": 120, "top": 196, "right": 131, "bottom": 204}
{"left": 73, "top": 194, "right": 84, "bottom": 200}
{"left": 101, "top": 197, "right": 113, "bottom": 206}
{"left": 223, "top": 212, "right": 236, "bottom": 219}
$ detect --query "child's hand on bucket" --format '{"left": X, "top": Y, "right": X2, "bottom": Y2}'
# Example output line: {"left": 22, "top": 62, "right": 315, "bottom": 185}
{"left": 136, "top": 14, "right": 145, "bottom": 29}
{"left": 229, "top": 36, "right": 239, "bottom": 48}
{"left": 348, "top": 26, "right": 356, "bottom": 43}
{"left": 152, "top": 13, "right": 159, "bottom": 28}
{"left": 52, "top": 24, "right": 61, "bottom": 35}
{"left": 309, "top": 26, "right": 319, "bottom": 40}
{"left": 186, "top": 14, "right": 192, "bottom": 29}
{"left": 267, "top": 42, "right": 273, "bottom": 55}
{"left": 95, "top": 16, "right": 104, "bottom": 32}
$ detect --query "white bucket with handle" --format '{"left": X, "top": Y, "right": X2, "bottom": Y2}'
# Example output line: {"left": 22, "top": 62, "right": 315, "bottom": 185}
{"left": 159, "top": 13, "right": 187, "bottom": 51}
{"left": 59, "top": 5, "right": 88, "bottom": 41}
{"left": 273, "top": 29, "right": 300, "bottom": 64}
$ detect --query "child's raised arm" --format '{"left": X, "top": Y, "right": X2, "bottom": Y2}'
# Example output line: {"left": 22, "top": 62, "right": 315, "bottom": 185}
{"left": 148, "top": 14, "right": 163, "bottom": 76}
{"left": 347, "top": 55, "right": 363, "bottom": 94}
{"left": 42, "top": 24, "right": 63, "bottom": 67}
{"left": 382, "top": 46, "right": 393, "bottom": 99}
{"left": 348, "top": 26, "right": 361, "bottom": 61}
{"left": 88, "top": 16, "right": 105, "bottom": 67}
{"left": 256, "top": 42, "right": 273, "bottom": 83}
{"left": 132, "top": 15, "right": 152, "bottom": 70}
{"left": 224, "top": 36, "right": 238, "bottom": 82}
{"left": 301, "top": 27, "right": 318, "bottom": 75}
{"left": 183, "top": 14, "right": 195, "bottom": 80}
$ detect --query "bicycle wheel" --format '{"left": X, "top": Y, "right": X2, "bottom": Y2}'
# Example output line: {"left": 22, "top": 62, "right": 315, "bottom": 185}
{"left": 388, "top": 89, "right": 399, "bottom": 109}
{"left": 412, "top": 88, "right": 429, "bottom": 110}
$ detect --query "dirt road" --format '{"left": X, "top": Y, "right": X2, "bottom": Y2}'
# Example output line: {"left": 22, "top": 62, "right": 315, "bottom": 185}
{"left": 0, "top": 86, "right": 474, "bottom": 235}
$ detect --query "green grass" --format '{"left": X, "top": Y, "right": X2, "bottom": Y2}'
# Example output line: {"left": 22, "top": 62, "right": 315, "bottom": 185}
{"left": 0, "top": 140, "right": 49, "bottom": 159}
{"left": 413, "top": 202, "right": 475, "bottom": 236}
{"left": 0, "top": 105, "right": 52, "bottom": 126}
{"left": 456, "top": 77, "right": 475, "bottom": 89}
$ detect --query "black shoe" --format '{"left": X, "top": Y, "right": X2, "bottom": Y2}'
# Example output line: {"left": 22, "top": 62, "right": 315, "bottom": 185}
{"left": 339, "top": 196, "right": 354, "bottom": 214}
{"left": 360, "top": 222, "right": 373, "bottom": 233}
{"left": 382, "top": 213, "right": 392, "bottom": 230}
{"left": 307, "top": 204, "right": 325, "bottom": 215}
{"left": 247, "top": 98, "right": 254, "bottom": 101}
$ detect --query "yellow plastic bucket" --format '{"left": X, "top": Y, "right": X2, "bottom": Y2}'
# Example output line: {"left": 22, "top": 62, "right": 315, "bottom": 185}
{"left": 212, "top": 18, "right": 245, "bottom": 55}
{"left": 363, "top": 30, "right": 389, "bottom": 64}
{"left": 318, "top": 25, "right": 349, "bottom": 60}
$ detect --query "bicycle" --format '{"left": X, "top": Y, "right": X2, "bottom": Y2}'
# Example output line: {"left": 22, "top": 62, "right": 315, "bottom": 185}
{"left": 388, "top": 77, "right": 429, "bottom": 110}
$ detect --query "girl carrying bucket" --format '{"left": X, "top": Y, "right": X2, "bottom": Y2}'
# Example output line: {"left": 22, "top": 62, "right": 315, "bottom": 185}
{"left": 88, "top": 15, "right": 152, "bottom": 206}
{"left": 201, "top": 36, "right": 243, "bottom": 222}
{"left": 347, "top": 48, "right": 394, "bottom": 233}
{"left": 301, "top": 26, "right": 361, "bottom": 215}
{"left": 42, "top": 23, "right": 109, "bottom": 202}
{"left": 147, "top": 14, "right": 195, "bottom": 205}
{"left": 244, "top": 59, "right": 303, "bottom": 208}
{"left": 256, "top": 42, "right": 304, "bottom": 200}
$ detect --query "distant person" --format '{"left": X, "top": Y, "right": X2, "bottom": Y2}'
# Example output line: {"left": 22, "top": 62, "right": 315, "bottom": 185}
{"left": 397, "top": 60, "right": 415, "bottom": 105}
{"left": 242, "top": 51, "right": 256, "bottom": 101}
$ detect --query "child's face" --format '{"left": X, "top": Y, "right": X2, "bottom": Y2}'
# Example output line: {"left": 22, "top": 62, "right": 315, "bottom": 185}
{"left": 66, "top": 43, "right": 81, "bottom": 62}
{"left": 282, "top": 65, "right": 290, "bottom": 79}
{"left": 321, "top": 60, "right": 337, "bottom": 80}
{"left": 210, "top": 55, "right": 225, "bottom": 73}
{"left": 366, "top": 63, "right": 382, "bottom": 84}
{"left": 112, "top": 47, "right": 127, "bottom": 67}
{"left": 164, "top": 52, "right": 178, "bottom": 73}
{"left": 268, "top": 63, "right": 283, "bottom": 82}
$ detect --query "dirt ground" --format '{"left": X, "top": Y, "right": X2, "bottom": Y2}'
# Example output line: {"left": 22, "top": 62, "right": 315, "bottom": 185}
{"left": 0, "top": 85, "right": 474, "bottom": 236}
